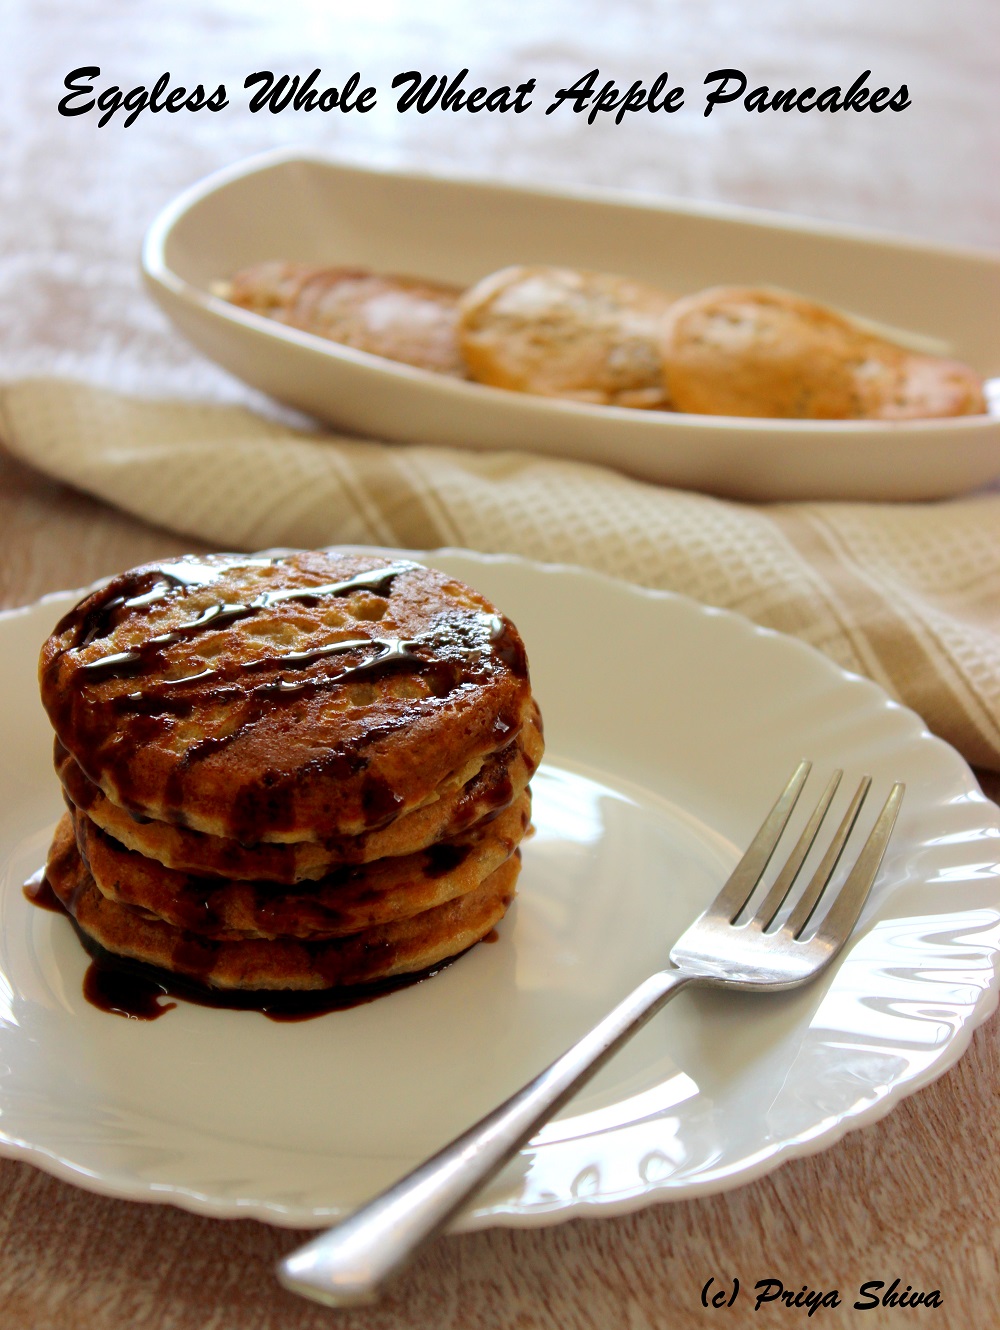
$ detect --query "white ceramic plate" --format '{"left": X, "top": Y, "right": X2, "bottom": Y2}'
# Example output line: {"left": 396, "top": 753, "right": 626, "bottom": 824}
{"left": 141, "top": 151, "right": 1000, "bottom": 502}
{"left": 1, "top": 550, "right": 999, "bottom": 1229}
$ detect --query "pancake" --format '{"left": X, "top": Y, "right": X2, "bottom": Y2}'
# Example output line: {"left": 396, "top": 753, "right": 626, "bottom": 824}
{"left": 224, "top": 261, "right": 468, "bottom": 377}
{"left": 457, "top": 265, "right": 674, "bottom": 409}
{"left": 660, "top": 286, "right": 986, "bottom": 420}
{"left": 40, "top": 551, "right": 534, "bottom": 844}
{"left": 73, "top": 793, "right": 530, "bottom": 940}
{"left": 55, "top": 701, "right": 543, "bottom": 881}
{"left": 46, "top": 815, "right": 519, "bottom": 990}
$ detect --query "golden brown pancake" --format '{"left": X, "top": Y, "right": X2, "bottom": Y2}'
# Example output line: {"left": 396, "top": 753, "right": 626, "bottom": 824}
{"left": 73, "top": 793, "right": 530, "bottom": 940}
{"left": 47, "top": 816, "right": 519, "bottom": 990}
{"left": 55, "top": 702, "right": 543, "bottom": 882}
{"left": 660, "top": 286, "right": 986, "bottom": 420}
{"left": 457, "top": 265, "right": 674, "bottom": 408}
{"left": 224, "top": 261, "right": 468, "bottom": 377}
{"left": 40, "top": 552, "right": 534, "bottom": 844}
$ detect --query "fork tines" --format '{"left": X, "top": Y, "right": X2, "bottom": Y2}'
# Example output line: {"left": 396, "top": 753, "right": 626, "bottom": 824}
{"left": 718, "top": 761, "right": 904, "bottom": 941}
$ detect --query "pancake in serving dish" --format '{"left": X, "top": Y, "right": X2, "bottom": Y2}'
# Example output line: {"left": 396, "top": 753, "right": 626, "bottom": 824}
{"left": 456, "top": 265, "right": 675, "bottom": 409}
{"left": 659, "top": 286, "right": 986, "bottom": 420}
{"left": 38, "top": 551, "right": 543, "bottom": 996}
{"left": 222, "top": 261, "right": 467, "bottom": 377}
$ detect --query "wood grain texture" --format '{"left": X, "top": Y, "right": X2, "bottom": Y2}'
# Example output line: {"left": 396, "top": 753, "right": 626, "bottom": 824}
{"left": 2, "top": 0, "right": 999, "bottom": 1325}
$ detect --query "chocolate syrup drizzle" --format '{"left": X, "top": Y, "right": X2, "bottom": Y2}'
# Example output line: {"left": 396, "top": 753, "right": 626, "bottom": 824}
{"left": 73, "top": 560, "right": 417, "bottom": 682}
{"left": 22, "top": 867, "right": 63, "bottom": 913}
{"left": 59, "top": 557, "right": 524, "bottom": 704}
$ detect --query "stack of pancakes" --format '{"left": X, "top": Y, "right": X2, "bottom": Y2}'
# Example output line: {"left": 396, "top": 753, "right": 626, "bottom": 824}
{"left": 39, "top": 552, "right": 542, "bottom": 994}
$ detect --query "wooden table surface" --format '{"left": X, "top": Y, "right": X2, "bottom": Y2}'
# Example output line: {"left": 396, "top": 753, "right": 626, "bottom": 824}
{"left": 1, "top": 3, "right": 998, "bottom": 1326}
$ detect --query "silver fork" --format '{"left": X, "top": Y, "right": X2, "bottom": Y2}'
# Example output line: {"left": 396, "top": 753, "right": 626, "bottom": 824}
{"left": 278, "top": 761, "right": 904, "bottom": 1308}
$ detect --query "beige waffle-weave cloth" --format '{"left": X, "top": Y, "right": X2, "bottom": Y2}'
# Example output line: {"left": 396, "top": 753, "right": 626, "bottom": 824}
{"left": 2, "top": 376, "right": 999, "bottom": 773}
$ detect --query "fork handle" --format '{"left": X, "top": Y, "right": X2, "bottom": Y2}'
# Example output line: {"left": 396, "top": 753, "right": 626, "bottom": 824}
{"left": 278, "top": 968, "right": 693, "bottom": 1307}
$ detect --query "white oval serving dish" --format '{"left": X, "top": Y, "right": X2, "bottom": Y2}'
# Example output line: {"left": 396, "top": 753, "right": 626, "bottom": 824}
{"left": 142, "top": 150, "right": 1000, "bottom": 502}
